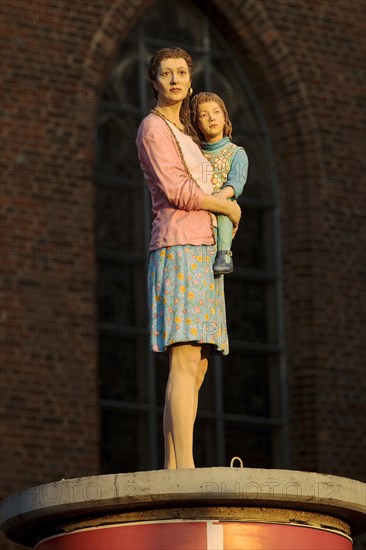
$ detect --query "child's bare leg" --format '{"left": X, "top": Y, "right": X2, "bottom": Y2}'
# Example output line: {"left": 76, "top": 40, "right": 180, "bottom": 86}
{"left": 214, "top": 214, "right": 234, "bottom": 274}
{"left": 217, "top": 214, "right": 233, "bottom": 251}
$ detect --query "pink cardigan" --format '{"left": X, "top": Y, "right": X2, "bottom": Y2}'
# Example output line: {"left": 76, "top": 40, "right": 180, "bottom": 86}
{"left": 136, "top": 113, "right": 215, "bottom": 252}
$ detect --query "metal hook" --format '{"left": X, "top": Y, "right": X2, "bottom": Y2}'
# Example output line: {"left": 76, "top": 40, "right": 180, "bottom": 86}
{"left": 230, "top": 456, "right": 244, "bottom": 468}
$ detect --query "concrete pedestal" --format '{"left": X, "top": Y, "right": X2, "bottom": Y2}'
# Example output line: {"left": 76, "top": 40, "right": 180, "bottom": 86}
{"left": 1, "top": 468, "right": 365, "bottom": 549}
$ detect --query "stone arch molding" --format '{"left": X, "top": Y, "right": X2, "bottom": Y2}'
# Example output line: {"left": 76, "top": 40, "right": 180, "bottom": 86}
{"left": 216, "top": 0, "right": 325, "bottom": 180}
{"left": 75, "top": 0, "right": 154, "bottom": 144}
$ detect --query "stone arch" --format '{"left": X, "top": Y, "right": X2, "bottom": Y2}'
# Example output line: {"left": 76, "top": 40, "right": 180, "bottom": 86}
{"left": 75, "top": 0, "right": 154, "bottom": 156}
{"left": 209, "top": 0, "right": 326, "bottom": 212}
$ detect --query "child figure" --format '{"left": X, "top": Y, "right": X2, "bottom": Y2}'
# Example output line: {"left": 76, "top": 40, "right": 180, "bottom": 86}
{"left": 191, "top": 92, "right": 248, "bottom": 275}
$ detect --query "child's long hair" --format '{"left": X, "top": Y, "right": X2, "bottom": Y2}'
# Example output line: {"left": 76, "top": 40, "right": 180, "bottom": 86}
{"left": 148, "top": 47, "right": 199, "bottom": 143}
{"left": 190, "top": 92, "right": 233, "bottom": 141}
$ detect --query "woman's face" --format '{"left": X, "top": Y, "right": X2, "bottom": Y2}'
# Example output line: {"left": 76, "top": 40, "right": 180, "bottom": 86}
{"left": 153, "top": 57, "right": 191, "bottom": 106}
{"left": 197, "top": 101, "right": 225, "bottom": 143}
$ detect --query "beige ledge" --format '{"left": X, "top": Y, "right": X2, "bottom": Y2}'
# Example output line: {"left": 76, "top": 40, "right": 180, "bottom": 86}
{"left": 1, "top": 468, "right": 365, "bottom": 546}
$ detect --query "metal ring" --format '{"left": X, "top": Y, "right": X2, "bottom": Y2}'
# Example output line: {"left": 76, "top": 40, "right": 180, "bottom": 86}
{"left": 230, "top": 456, "right": 244, "bottom": 468}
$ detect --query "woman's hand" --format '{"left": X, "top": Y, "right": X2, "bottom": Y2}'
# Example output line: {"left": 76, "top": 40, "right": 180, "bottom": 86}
{"left": 214, "top": 186, "right": 235, "bottom": 200}
{"left": 200, "top": 194, "right": 242, "bottom": 230}
{"left": 227, "top": 200, "right": 241, "bottom": 228}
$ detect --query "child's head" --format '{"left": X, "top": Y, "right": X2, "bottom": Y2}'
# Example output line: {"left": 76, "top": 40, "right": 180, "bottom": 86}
{"left": 191, "top": 92, "right": 233, "bottom": 142}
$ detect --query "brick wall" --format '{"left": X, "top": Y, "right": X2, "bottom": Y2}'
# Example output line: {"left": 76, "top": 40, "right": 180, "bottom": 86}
{"left": 208, "top": 0, "right": 365, "bottom": 480}
{"left": 1, "top": 2, "right": 102, "bottom": 548}
{"left": 0, "top": 2, "right": 151, "bottom": 548}
{"left": 1, "top": 0, "right": 364, "bottom": 548}
{"left": 1, "top": 0, "right": 104, "bottom": 493}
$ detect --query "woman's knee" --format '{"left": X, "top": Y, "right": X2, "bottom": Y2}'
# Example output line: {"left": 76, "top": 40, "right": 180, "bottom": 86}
{"left": 196, "top": 359, "right": 208, "bottom": 389}
{"left": 169, "top": 343, "right": 202, "bottom": 377}
{"left": 196, "top": 345, "right": 210, "bottom": 383}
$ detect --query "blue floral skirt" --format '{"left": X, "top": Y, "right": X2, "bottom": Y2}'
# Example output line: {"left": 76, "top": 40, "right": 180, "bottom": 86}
{"left": 147, "top": 238, "right": 229, "bottom": 355}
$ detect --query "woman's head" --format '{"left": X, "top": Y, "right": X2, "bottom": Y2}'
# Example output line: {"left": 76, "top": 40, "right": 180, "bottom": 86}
{"left": 148, "top": 47, "right": 193, "bottom": 100}
{"left": 148, "top": 47, "right": 199, "bottom": 143}
{"left": 191, "top": 92, "right": 233, "bottom": 142}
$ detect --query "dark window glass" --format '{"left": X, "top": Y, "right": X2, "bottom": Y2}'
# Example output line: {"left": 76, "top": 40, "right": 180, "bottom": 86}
{"left": 96, "top": 0, "right": 287, "bottom": 473}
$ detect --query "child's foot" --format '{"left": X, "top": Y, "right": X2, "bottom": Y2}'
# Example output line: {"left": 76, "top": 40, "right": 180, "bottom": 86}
{"left": 213, "top": 251, "right": 233, "bottom": 275}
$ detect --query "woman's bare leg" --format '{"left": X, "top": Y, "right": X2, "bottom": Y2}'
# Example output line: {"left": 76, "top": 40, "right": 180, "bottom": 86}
{"left": 164, "top": 347, "right": 208, "bottom": 469}
{"left": 193, "top": 345, "right": 210, "bottom": 424}
{"left": 163, "top": 343, "right": 203, "bottom": 469}
{"left": 163, "top": 404, "right": 176, "bottom": 469}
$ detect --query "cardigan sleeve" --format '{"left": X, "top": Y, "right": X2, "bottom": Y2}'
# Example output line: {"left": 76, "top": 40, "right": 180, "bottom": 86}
{"left": 137, "top": 117, "right": 206, "bottom": 211}
{"left": 223, "top": 148, "right": 249, "bottom": 199}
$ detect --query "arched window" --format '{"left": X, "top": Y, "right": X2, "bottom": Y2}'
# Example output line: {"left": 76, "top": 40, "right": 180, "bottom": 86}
{"left": 96, "top": 0, "right": 288, "bottom": 472}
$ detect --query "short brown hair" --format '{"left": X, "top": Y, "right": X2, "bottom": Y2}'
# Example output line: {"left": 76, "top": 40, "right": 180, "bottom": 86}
{"left": 190, "top": 92, "right": 233, "bottom": 141}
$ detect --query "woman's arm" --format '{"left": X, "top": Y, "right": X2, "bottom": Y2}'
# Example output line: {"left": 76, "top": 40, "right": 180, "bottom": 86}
{"left": 137, "top": 117, "right": 241, "bottom": 225}
{"left": 137, "top": 118, "right": 205, "bottom": 211}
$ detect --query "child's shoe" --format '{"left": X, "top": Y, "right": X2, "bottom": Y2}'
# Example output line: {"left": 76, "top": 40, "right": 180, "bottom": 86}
{"left": 213, "top": 251, "right": 233, "bottom": 275}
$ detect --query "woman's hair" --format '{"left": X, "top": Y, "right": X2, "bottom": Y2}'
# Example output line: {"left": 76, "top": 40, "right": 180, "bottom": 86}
{"left": 190, "top": 91, "right": 233, "bottom": 141}
{"left": 148, "top": 47, "right": 199, "bottom": 143}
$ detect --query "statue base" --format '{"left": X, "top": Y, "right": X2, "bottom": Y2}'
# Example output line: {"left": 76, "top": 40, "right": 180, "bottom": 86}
{"left": 1, "top": 468, "right": 365, "bottom": 549}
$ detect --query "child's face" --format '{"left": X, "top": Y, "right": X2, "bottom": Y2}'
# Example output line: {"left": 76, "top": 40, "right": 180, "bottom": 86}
{"left": 197, "top": 101, "right": 225, "bottom": 143}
